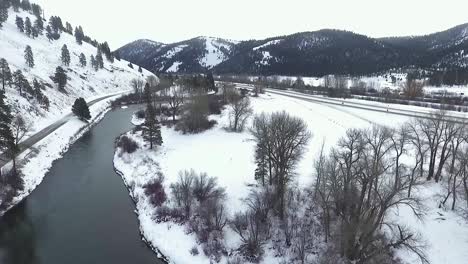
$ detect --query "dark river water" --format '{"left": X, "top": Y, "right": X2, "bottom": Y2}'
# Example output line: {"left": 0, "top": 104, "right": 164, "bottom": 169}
{"left": 0, "top": 105, "right": 163, "bottom": 264}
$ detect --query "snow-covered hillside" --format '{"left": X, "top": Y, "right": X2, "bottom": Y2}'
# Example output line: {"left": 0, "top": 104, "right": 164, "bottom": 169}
{"left": 198, "top": 37, "right": 237, "bottom": 68}
{"left": 118, "top": 36, "right": 237, "bottom": 73}
{"left": 0, "top": 8, "right": 153, "bottom": 134}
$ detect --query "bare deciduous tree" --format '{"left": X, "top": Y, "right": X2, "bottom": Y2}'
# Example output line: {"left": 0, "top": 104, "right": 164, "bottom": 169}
{"left": 314, "top": 127, "right": 428, "bottom": 263}
{"left": 402, "top": 79, "right": 424, "bottom": 99}
{"left": 130, "top": 78, "right": 144, "bottom": 96}
{"left": 228, "top": 93, "right": 253, "bottom": 132}
{"left": 251, "top": 112, "right": 311, "bottom": 219}
{"left": 165, "top": 86, "right": 184, "bottom": 122}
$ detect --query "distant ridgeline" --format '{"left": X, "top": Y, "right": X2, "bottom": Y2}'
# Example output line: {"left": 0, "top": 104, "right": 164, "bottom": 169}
{"left": 118, "top": 24, "right": 468, "bottom": 86}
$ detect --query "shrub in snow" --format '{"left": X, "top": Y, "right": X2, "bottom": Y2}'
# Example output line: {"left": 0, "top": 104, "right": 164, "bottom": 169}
{"left": 170, "top": 170, "right": 195, "bottom": 218}
{"left": 155, "top": 205, "right": 185, "bottom": 223}
{"left": 176, "top": 94, "right": 216, "bottom": 134}
{"left": 1, "top": 169, "right": 24, "bottom": 192}
{"left": 226, "top": 255, "right": 243, "bottom": 264}
{"left": 144, "top": 172, "right": 166, "bottom": 207}
{"left": 116, "top": 135, "right": 138, "bottom": 154}
{"left": 135, "top": 109, "right": 145, "bottom": 119}
{"left": 230, "top": 210, "right": 269, "bottom": 263}
{"left": 208, "top": 95, "right": 224, "bottom": 115}
{"left": 202, "top": 230, "right": 226, "bottom": 262}
{"left": 189, "top": 246, "right": 199, "bottom": 256}
{"left": 193, "top": 172, "right": 226, "bottom": 203}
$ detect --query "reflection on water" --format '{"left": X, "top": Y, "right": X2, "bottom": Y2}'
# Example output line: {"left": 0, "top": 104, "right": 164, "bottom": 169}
{"left": 0, "top": 201, "right": 38, "bottom": 264}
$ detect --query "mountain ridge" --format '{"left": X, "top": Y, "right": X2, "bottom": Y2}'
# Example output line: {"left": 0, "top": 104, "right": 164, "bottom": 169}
{"left": 117, "top": 23, "right": 468, "bottom": 76}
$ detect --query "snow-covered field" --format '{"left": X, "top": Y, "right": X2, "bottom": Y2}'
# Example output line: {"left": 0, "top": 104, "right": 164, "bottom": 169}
{"left": 115, "top": 91, "right": 468, "bottom": 264}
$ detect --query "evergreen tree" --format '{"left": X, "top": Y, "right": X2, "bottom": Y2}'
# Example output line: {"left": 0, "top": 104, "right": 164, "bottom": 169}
{"left": 254, "top": 145, "right": 269, "bottom": 186}
{"left": 24, "top": 17, "right": 31, "bottom": 36}
{"left": 12, "top": 0, "right": 20, "bottom": 12}
{"left": 45, "top": 25, "right": 53, "bottom": 41}
{"left": 140, "top": 103, "right": 162, "bottom": 149}
{"left": 31, "top": 3, "right": 42, "bottom": 18}
{"left": 114, "top": 50, "right": 121, "bottom": 61}
{"left": 53, "top": 66, "right": 67, "bottom": 90}
{"left": 128, "top": 63, "right": 133, "bottom": 69}
{"left": 0, "top": 1, "right": 8, "bottom": 29}
{"left": 24, "top": 45, "right": 34, "bottom": 68}
{"left": 61, "top": 44, "right": 70, "bottom": 66}
{"left": 79, "top": 53, "right": 87, "bottom": 67}
{"left": 0, "top": 91, "right": 16, "bottom": 168}
{"left": 207, "top": 71, "right": 215, "bottom": 91}
{"left": 32, "top": 78, "right": 43, "bottom": 102}
{"left": 138, "top": 66, "right": 143, "bottom": 73}
{"left": 90, "top": 55, "right": 98, "bottom": 71}
{"left": 72, "top": 97, "right": 91, "bottom": 121}
{"left": 21, "top": 0, "right": 31, "bottom": 11}
{"left": 99, "top": 42, "right": 112, "bottom": 61}
{"left": 12, "top": 70, "right": 25, "bottom": 95}
{"left": 31, "top": 25, "right": 38, "bottom": 38}
{"left": 74, "top": 26, "right": 84, "bottom": 45}
{"left": 15, "top": 16, "right": 24, "bottom": 32}
{"left": 0, "top": 58, "right": 12, "bottom": 91}
{"left": 22, "top": 78, "right": 33, "bottom": 95}
{"left": 34, "top": 17, "right": 43, "bottom": 35}
{"left": 65, "top": 22, "right": 72, "bottom": 34}
{"left": 96, "top": 49, "right": 104, "bottom": 69}
{"left": 48, "top": 16, "right": 62, "bottom": 39}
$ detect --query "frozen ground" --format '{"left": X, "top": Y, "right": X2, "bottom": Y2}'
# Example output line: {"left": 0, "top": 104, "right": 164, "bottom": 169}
{"left": 116, "top": 92, "right": 468, "bottom": 264}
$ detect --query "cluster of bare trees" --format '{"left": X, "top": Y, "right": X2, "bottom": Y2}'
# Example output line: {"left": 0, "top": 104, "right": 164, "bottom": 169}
{"left": 311, "top": 111, "right": 468, "bottom": 263}
{"left": 156, "top": 170, "right": 228, "bottom": 262}
{"left": 410, "top": 112, "right": 468, "bottom": 211}
{"left": 314, "top": 126, "right": 428, "bottom": 263}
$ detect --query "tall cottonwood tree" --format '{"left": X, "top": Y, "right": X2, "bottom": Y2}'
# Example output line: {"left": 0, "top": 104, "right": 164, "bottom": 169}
{"left": 250, "top": 111, "right": 311, "bottom": 219}
{"left": 314, "top": 127, "right": 427, "bottom": 263}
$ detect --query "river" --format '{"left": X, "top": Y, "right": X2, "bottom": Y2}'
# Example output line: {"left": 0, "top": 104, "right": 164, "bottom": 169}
{"left": 0, "top": 105, "right": 163, "bottom": 264}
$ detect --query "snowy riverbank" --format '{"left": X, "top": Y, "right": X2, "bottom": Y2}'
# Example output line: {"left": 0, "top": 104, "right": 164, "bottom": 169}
{"left": 0, "top": 93, "right": 123, "bottom": 216}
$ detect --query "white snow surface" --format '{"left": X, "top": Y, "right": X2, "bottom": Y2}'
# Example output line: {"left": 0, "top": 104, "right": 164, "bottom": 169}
{"left": 166, "top": 61, "right": 182, "bottom": 73}
{"left": 117, "top": 92, "right": 468, "bottom": 264}
{"left": 0, "top": 8, "right": 153, "bottom": 135}
{"left": 253, "top": 39, "right": 283, "bottom": 51}
{"left": 199, "top": 37, "right": 231, "bottom": 68}
{"left": 0, "top": 7, "right": 155, "bottom": 213}
{"left": 116, "top": 91, "right": 468, "bottom": 264}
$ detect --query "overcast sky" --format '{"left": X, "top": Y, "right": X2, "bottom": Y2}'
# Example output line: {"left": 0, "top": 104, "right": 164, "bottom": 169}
{"left": 35, "top": 0, "right": 468, "bottom": 49}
